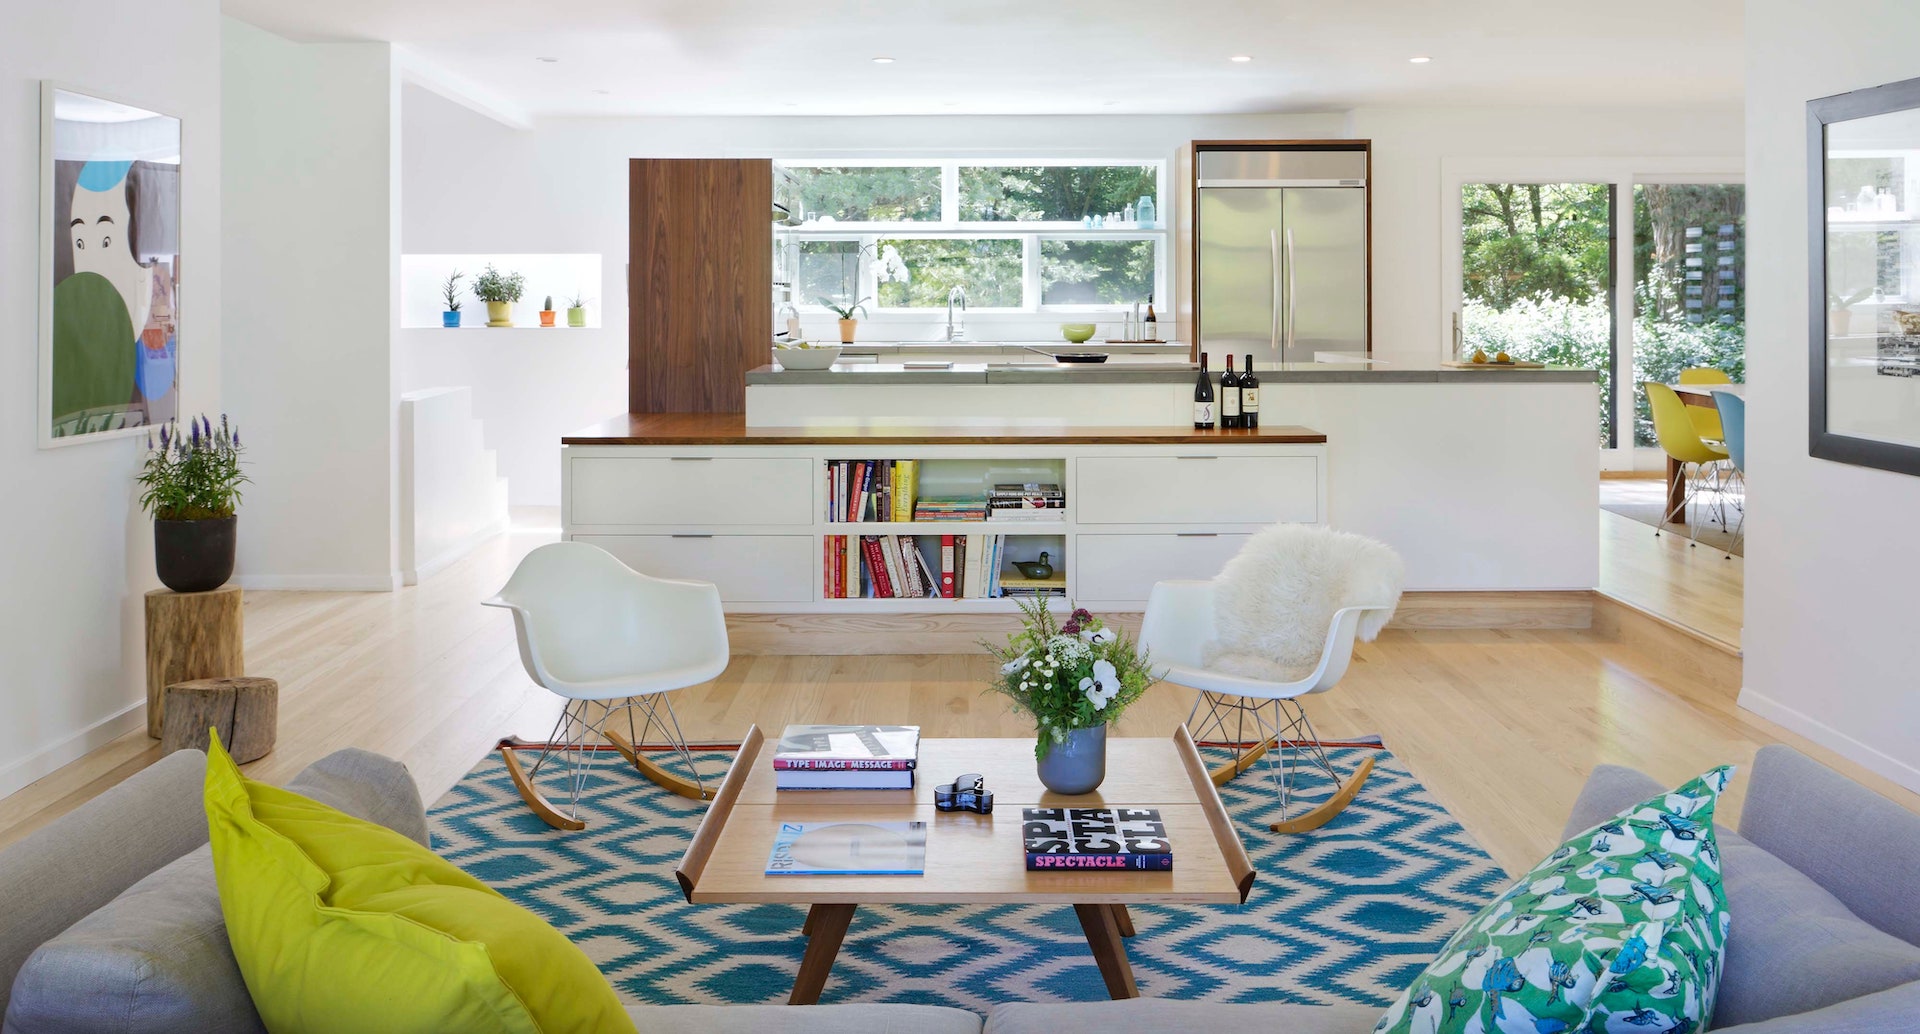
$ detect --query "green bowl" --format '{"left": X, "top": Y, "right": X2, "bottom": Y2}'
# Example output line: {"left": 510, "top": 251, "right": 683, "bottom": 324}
{"left": 1059, "top": 323, "right": 1097, "bottom": 344}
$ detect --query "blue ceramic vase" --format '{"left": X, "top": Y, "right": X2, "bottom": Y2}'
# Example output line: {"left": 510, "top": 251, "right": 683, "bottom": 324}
{"left": 1036, "top": 724, "right": 1107, "bottom": 795}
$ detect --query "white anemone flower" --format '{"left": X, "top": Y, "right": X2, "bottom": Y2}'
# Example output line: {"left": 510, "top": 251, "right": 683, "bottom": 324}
{"left": 1001, "top": 654, "right": 1030, "bottom": 676}
{"left": 1080, "top": 626, "right": 1115, "bottom": 645}
{"left": 1079, "top": 658, "right": 1121, "bottom": 710}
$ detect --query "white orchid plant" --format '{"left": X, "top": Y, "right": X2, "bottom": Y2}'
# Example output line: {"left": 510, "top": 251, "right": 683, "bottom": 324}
{"left": 983, "top": 598, "right": 1160, "bottom": 759}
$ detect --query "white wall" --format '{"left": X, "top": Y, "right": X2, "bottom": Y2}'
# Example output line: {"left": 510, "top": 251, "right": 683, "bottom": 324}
{"left": 224, "top": 19, "right": 401, "bottom": 589}
{"left": 0, "top": 0, "right": 223, "bottom": 797}
{"left": 401, "top": 91, "right": 1743, "bottom": 506}
{"left": 1742, "top": 0, "right": 1920, "bottom": 791}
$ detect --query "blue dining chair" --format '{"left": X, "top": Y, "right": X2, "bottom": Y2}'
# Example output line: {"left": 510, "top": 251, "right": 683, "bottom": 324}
{"left": 1713, "top": 391, "right": 1745, "bottom": 558}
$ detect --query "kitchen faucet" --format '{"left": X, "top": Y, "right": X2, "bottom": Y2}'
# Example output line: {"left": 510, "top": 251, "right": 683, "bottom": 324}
{"left": 946, "top": 285, "right": 967, "bottom": 342}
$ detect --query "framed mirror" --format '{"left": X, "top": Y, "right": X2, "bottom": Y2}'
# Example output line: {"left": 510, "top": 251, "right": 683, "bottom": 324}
{"left": 39, "top": 83, "right": 182, "bottom": 447}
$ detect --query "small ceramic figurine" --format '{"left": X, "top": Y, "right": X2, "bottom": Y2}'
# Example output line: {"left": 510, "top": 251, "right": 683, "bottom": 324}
{"left": 1014, "top": 552, "right": 1053, "bottom": 579}
{"left": 934, "top": 773, "right": 994, "bottom": 814}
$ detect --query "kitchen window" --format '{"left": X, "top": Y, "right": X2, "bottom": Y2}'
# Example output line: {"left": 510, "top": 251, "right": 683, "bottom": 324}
{"left": 780, "top": 159, "right": 1168, "bottom": 314}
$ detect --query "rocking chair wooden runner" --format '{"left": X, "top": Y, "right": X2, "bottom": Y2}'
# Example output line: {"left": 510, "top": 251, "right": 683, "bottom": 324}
{"left": 1140, "top": 580, "right": 1391, "bottom": 833}
{"left": 484, "top": 542, "right": 728, "bottom": 830}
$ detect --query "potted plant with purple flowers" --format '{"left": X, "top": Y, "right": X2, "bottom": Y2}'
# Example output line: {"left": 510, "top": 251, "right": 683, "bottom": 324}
{"left": 137, "top": 415, "right": 248, "bottom": 593}
{"left": 983, "top": 599, "right": 1158, "bottom": 794}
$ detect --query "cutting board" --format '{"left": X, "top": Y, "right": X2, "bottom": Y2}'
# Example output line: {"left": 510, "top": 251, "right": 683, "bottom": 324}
{"left": 1441, "top": 359, "right": 1548, "bottom": 369}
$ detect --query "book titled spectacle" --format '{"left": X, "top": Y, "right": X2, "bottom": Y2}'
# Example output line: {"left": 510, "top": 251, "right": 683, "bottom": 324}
{"left": 1021, "top": 807, "right": 1173, "bottom": 871}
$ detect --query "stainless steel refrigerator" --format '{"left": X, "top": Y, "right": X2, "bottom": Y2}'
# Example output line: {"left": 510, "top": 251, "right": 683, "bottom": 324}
{"left": 1196, "top": 147, "right": 1369, "bottom": 365}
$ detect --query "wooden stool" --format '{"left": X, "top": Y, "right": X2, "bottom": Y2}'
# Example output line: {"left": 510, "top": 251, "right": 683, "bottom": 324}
{"left": 159, "top": 677, "right": 278, "bottom": 762}
{"left": 145, "top": 586, "right": 244, "bottom": 738}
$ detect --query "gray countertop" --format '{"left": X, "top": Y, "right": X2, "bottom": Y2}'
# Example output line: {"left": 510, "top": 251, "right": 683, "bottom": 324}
{"left": 747, "top": 362, "right": 1599, "bottom": 385}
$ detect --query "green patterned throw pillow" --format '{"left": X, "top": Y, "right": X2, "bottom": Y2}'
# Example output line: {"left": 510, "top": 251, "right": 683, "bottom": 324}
{"left": 1374, "top": 767, "right": 1734, "bottom": 1034}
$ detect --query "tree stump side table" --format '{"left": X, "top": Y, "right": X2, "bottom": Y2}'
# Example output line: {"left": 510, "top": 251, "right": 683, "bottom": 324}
{"left": 144, "top": 586, "right": 244, "bottom": 738}
{"left": 159, "top": 677, "right": 279, "bottom": 762}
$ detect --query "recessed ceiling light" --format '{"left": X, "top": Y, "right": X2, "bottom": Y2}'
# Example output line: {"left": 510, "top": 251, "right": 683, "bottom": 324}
{"left": 872, "top": 56, "right": 895, "bottom": 64}
{"left": 1229, "top": 55, "right": 1253, "bottom": 63}
{"left": 536, "top": 56, "right": 559, "bottom": 63}
{"left": 1409, "top": 56, "right": 1431, "bottom": 64}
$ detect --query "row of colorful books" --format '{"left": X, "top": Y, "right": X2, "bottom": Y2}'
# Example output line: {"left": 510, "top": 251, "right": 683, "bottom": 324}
{"left": 827, "top": 459, "right": 919, "bottom": 523}
{"left": 822, "top": 534, "right": 1065, "bottom": 599}
{"left": 987, "top": 482, "right": 1065, "bottom": 522}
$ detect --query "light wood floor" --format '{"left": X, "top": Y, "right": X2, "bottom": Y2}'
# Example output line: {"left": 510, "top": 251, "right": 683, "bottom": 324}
{"left": 1598, "top": 505, "right": 1744, "bottom": 653}
{"left": 4, "top": 521, "right": 1909, "bottom": 878}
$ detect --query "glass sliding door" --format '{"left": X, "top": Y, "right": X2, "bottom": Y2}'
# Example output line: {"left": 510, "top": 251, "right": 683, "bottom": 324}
{"left": 1630, "top": 184, "right": 1746, "bottom": 447}
{"left": 1459, "top": 182, "right": 1618, "bottom": 446}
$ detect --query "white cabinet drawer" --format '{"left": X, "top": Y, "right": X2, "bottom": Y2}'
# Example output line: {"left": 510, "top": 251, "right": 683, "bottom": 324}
{"left": 1075, "top": 533, "right": 1251, "bottom": 604}
{"left": 573, "top": 534, "right": 815, "bottom": 603}
{"left": 1076, "top": 454, "right": 1319, "bottom": 525}
{"left": 569, "top": 456, "right": 813, "bottom": 526}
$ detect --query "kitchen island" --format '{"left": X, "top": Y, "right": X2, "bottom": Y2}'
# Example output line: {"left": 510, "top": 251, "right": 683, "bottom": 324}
{"left": 735, "top": 361, "right": 1599, "bottom": 592}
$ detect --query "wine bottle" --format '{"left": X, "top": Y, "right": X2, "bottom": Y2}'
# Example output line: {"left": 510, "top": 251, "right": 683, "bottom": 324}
{"left": 1221, "top": 355, "right": 1242, "bottom": 429}
{"left": 1193, "top": 353, "right": 1215, "bottom": 430}
{"left": 1144, "top": 294, "right": 1158, "bottom": 341}
{"left": 1241, "top": 354, "right": 1260, "bottom": 429}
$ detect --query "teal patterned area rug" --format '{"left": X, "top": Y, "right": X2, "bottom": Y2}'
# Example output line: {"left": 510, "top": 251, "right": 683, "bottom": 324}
{"left": 427, "top": 742, "right": 1504, "bottom": 1011}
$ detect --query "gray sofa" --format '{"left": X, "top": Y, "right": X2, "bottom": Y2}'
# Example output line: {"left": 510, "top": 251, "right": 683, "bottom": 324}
{"left": 3, "top": 745, "right": 1915, "bottom": 1032}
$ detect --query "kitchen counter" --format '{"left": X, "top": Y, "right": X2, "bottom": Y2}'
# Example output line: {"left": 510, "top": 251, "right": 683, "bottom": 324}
{"left": 564, "top": 412, "right": 1326, "bottom": 445}
{"left": 749, "top": 362, "right": 1598, "bottom": 385}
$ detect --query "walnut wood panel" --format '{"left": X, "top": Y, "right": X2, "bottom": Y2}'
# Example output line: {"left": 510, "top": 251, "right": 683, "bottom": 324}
{"left": 144, "top": 587, "right": 244, "bottom": 738}
{"left": 564, "top": 412, "right": 1326, "bottom": 445}
{"left": 629, "top": 159, "right": 772, "bottom": 414}
{"left": 1188, "top": 140, "right": 1372, "bottom": 362}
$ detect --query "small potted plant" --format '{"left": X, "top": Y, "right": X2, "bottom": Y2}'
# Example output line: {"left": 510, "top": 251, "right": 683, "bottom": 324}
{"left": 983, "top": 600, "right": 1158, "bottom": 794}
{"left": 440, "top": 269, "right": 464, "bottom": 328}
{"left": 472, "top": 264, "right": 525, "bottom": 327}
{"left": 539, "top": 294, "right": 557, "bottom": 328}
{"left": 566, "top": 292, "right": 588, "bottom": 328}
{"left": 138, "top": 415, "right": 248, "bottom": 593}
{"left": 820, "top": 297, "right": 871, "bottom": 344}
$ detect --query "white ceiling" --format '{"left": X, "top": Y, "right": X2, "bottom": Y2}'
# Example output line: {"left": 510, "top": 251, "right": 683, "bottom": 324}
{"left": 223, "top": 0, "right": 1744, "bottom": 119}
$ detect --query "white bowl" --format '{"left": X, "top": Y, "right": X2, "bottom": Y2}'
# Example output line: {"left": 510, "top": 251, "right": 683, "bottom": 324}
{"left": 773, "top": 346, "right": 842, "bottom": 370}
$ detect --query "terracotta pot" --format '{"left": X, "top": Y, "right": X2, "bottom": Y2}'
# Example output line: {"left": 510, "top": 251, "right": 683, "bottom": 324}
{"left": 154, "top": 516, "right": 236, "bottom": 593}
{"left": 485, "top": 300, "right": 513, "bottom": 327}
{"left": 539, "top": 310, "right": 557, "bottom": 327}
{"left": 838, "top": 318, "right": 858, "bottom": 344}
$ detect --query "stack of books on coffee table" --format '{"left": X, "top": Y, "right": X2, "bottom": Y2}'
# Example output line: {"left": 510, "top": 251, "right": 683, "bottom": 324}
{"left": 771, "top": 724, "right": 919, "bottom": 790}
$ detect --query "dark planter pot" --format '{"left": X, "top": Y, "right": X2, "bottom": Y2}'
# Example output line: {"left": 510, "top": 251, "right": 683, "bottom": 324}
{"left": 154, "top": 516, "right": 236, "bottom": 593}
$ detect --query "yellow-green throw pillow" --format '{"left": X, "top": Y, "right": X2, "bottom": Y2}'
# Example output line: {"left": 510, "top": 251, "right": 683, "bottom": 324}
{"left": 203, "top": 733, "right": 636, "bottom": 1034}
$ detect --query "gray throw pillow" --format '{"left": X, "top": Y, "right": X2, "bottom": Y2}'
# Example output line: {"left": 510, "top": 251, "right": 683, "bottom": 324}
{"left": 1713, "top": 831, "right": 1920, "bottom": 1027}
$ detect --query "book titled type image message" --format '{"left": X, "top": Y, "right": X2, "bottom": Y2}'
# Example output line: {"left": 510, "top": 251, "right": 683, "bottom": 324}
{"left": 1022, "top": 807, "right": 1173, "bottom": 871}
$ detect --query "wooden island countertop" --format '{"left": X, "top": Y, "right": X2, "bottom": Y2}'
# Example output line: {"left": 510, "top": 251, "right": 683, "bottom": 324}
{"left": 563, "top": 413, "right": 1328, "bottom": 446}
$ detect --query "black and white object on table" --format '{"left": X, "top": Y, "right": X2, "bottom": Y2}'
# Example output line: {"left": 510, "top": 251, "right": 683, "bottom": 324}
{"left": 934, "top": 772, "right": 994, "bottom": 814}
{"left": 1022, "top": 807, "right": 1172, "bottom": 871}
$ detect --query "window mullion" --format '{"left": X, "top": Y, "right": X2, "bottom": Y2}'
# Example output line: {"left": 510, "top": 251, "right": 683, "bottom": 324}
{"left": 942, "top": 164, "right": 960, "bottom": 226}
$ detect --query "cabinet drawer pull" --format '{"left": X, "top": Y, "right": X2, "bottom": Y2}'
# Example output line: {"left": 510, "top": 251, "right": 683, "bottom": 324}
{"left": 669, "top": 456, "right": 713, "bottom": 462}
{"left": 1176, "top": 532, "right": 1220, "bottom": 538}
{"left": 671, "top": 534, "right": 715, "bottom": 539}
{"left": 1175, "top": 455, "right": 1219, "bottom": 460}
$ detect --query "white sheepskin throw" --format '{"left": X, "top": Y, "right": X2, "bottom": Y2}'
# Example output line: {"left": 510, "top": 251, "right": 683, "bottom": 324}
{"left": 1201, "top": 524, "right": 1405, "bottom": 683}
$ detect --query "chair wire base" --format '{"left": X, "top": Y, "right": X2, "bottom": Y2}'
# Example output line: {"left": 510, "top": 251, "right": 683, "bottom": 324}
{"left": 516, "top": 692, "right": 708, "bottom": 827}
{"left": 1186, "top": 691, "right": 1343, "bottom": 826}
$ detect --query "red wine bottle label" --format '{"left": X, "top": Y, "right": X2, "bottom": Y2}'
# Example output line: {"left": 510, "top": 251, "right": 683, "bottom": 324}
{"left": 1222, "top": 389, "right": 1241, "bottom": 417}
{"left": 1193, "top": 401, "right": 1213, "bottom": 424}
{"left": 1243, "top": 388, "right": 1260, "bottom": 412}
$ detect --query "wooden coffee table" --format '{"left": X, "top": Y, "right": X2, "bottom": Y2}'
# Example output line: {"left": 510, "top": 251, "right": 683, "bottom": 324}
{"left": 674, "top": 725, "right": 1255, "bottom": 1004}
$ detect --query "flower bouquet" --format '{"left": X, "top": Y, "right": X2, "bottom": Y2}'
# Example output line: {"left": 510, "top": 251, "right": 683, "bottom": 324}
{"left": 983, "top": 599, "right": 1159, "bottom": 793}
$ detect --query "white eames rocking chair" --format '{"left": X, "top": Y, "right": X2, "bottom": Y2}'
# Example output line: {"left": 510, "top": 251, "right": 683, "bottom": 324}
{"left": 1139, "top": 527, "right": 1401, "bottom": 834}
{"left": 484, "top": 542, "right": 728, "bottom": 830}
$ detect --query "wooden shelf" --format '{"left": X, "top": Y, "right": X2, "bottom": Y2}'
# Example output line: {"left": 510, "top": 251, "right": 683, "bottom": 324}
{"left": 565, "top": 413, "right": 1326, "bottom": 446}
{"left": 824, "top": 521, "right": 1067, "bottom": 534}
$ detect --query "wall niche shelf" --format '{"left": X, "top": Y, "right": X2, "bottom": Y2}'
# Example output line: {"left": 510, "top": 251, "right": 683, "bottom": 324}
{"left": 400, "top": 253, "right": 605, "bottom": 330}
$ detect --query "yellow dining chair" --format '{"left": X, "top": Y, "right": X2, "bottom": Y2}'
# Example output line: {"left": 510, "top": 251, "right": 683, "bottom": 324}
{"left": 1678, "top": 367, "right": 1732, "bottom": 442}
{"left": 1645, "top": 381, "right": 1730, "bottom": 547}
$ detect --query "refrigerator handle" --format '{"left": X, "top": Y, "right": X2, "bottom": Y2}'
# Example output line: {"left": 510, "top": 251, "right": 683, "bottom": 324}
{"left": 1269, "top": 228, "right": 1281, "bottom": 356}
{"left": 1284, "top": 227, "right": 1297, "bottom": 357}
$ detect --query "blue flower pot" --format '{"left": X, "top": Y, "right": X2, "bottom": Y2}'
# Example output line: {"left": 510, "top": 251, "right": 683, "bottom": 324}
{"left": 1037, "top": 724, "right": 1107, "bottom": 795}
{"left": 442, "top": 311, "right": 461, "bottom": 328}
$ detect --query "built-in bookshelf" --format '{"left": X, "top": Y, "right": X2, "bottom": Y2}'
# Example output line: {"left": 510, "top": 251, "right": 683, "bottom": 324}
{"left": 561, "top": 435, "right": 1326, "bottom": 614}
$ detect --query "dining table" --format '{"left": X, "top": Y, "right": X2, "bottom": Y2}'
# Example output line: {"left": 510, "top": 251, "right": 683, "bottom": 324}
{"left": 1663, "top": 382, "right": 1745, "bottom": 526}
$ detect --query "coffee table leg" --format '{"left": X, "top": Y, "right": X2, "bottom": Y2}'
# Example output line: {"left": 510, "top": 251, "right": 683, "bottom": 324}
{"left": 1073, "top": 903, "right": 1139, "bottom": 999}
{"left": 790, "top": 904, "right": 857, "bottom": 1005}
{"left": 1112, "top": 904, "right": 1137, "bottom": 938}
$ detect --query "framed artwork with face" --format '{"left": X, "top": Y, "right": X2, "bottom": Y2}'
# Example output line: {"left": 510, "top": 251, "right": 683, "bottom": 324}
{"left": 39, "top": 83, "right": 182, "bottom": 447}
